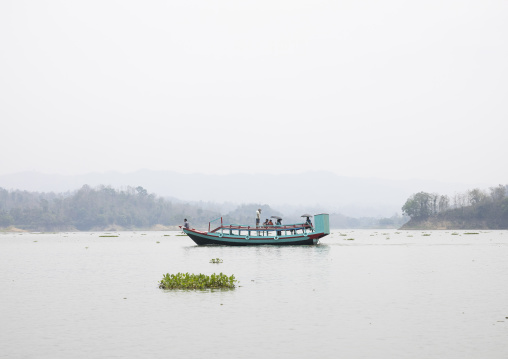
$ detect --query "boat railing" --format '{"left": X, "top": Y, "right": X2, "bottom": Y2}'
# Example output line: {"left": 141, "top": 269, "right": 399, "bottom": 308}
{"left": 223, "top": 223, "right": 312, "bottom": 230}
{"left": 208, "top": 216, "right": 223, "bottom": 232}
{"left": 208, "top": 216, "right": 314, "bottom": 236}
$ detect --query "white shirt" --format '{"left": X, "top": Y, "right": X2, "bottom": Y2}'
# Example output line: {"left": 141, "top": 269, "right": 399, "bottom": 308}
{"left": 256, "top": 210, "right": 261, "bottom": 219}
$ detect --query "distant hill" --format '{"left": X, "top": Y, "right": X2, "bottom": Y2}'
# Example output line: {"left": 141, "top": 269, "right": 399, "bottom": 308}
{"left": 400, "top": 185, "right": 508, "bottom": 229}
{"left": 0, "top": 170, "right": 481, "bottom": 218}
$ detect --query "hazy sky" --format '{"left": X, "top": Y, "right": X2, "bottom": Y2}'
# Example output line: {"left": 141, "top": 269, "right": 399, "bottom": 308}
{"left": 1, "top": 1, "right": 507, "bottom": 184}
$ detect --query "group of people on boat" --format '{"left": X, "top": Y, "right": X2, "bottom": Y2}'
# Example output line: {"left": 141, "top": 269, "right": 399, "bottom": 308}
{"left": 255, "top": 208, "right": 313, "bottom": 235}
{"left": 256, "top": 209, "right": 284, "bottom": 227}
{"left": 261, "top": 218, "right": 282, "bottom": 226}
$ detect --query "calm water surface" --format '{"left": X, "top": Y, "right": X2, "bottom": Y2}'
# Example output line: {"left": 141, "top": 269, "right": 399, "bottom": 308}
{"left": 1, "top": 230, "right": 507, "bottom": 358}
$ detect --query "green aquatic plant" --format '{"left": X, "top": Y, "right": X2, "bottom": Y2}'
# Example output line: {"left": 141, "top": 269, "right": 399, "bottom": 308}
{"left": 159, "top": 272, "right": 237, "bottom": 289}
{"left": 422, "top": 234, "right": 431, "bottom": 236}
{"left": 451, "top": 232, "right": 459, "bottom": 235}
{"left": 345, "top": 238, "right": 354, "bottom": 241}
{"left": 464, "top": 232, "right": 479, "bottom": 235}
{"left": 156, "top": 241, "right": 160, "bottom": 243}
{"left": 210, "top": 258, "right": 223, "bottom": 263}
{"left": 99, "top": 235, "right": 118, "bottom": 237}
{"left": 339, "top": 233, "right": 347, "bottom": 236}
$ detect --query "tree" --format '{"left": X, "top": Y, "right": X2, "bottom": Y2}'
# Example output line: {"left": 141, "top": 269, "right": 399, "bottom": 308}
{"left": 468, "top": 188, "right": 487, "bottom": 206}
{"left": 402, "top": 192, "right": 433, "bottom": 219}
{"left": 438, "top": 195, "right": 449, "bottom": 213}
{"left": 490, "top": 185, "right": 506, "bottom": 202}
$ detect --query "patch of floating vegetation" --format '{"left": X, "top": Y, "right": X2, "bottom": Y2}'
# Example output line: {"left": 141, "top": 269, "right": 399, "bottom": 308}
{"left": 464, "top": 232, "right": 480, "bottom": 235}
{"left": 451, "top": 232, "right": 459, "bottom": 235}
{"left": 176, "top": 234, "right": 187, "bottom": 236}
{"left": 422, "top": 234, "right": 431, "bottom": 236}
{"left": 345, "top": 238, "right": 355, "bottom": 241}
{"left": 407, "top": 235, "right": 413, "bottom": 237}
{"left": 210, "top": 258, "right": 223, "bottom": 263}
{"left": 159, "top": 272, "right": 236, "bottom": 289}
{"left": 156, "top": 241, "right": 160, "bottom": 243}
{"left": 339, "top": 233, "right": 347, "bottom": 236}
{"left": 164, "top": 235, "right": 170, "bottom": 236}
{"left": 99, "top": 235, "right": 119, "bottom": 237}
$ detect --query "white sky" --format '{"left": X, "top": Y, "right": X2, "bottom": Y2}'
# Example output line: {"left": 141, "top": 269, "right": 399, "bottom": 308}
{"left": 1, "top": 0, "right": 507, "bottom": 184}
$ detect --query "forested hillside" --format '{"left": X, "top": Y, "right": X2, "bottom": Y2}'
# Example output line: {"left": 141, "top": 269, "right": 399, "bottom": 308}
{"left": 401, "top": 184, "right": 508, "bottom": 229}
{"left": 1, "top": 185, "right": 409, "bottom": 232}
{"left": 0, "top": 185, "right": 219, "bottom": 231}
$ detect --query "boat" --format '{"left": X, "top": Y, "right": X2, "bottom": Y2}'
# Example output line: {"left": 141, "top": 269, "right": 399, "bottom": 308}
{"left": 182, "top": 213, "right": 330, "bottom": 246}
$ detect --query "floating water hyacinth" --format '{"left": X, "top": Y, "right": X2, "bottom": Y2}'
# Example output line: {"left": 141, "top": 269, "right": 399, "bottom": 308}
{"left": 159, "top": 272, "right": 236, "bottom": 289}
{"left": 209, "top": 258, "right": 223, "bottom": 263}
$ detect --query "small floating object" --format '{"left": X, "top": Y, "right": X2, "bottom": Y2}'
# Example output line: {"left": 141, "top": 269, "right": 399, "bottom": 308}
{"left": 99, "top": 235, "right": 118, "bottom": 237}
{"left": 209, "top": 258, "right": 223, "bottom": 263}
{"left": 346, "top": 238, "right": 354, "bottom": 241}
{"left": 464, "top": 232, "right": 479, "bottom": 235}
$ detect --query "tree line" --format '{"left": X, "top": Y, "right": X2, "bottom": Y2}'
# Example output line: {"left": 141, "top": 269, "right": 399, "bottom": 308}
{"left": 0, "top": 185, "right": 220, "bottom": 231}
{"left": 401, "top": 184, "right": 508, "bottom": 229}
{"left": 1, "top": 184, "right": 411, "bottom": 231}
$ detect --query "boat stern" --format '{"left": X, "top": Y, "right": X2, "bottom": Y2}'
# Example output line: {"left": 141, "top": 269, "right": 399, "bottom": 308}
{"left": 314, "top": 213, "right": 330, "bottom": 235}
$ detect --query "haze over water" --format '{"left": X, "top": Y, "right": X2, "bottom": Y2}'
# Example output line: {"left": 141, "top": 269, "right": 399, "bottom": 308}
{"left": 1, "top": 230, "right": 507, "bottom": 358}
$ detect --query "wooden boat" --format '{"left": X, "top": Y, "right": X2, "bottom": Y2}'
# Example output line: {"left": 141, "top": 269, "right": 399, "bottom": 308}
{"left": 182, "top": 213, "right": 329, "bottom": 246}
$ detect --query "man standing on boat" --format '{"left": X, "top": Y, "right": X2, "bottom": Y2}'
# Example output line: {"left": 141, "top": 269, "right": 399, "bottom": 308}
{"left": 183, "top": 218, "right": 189, "bottom": 230}
{"left": 256, "top": 208, "right": 261, "bottom": 229}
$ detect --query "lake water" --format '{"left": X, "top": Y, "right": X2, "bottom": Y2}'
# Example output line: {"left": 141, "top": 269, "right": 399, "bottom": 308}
{"left": 1, "top": 230, "right": 507, "bottom": 359}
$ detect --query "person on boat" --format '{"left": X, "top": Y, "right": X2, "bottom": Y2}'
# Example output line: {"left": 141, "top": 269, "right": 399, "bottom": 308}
{"left": 268, "top": 219, "right": 273, "bottom": 226}
{"left": 256, "top": 208, "right": 261, "bottom": 228}
{"left": 276, "top": 218, "right": 282, "bottom": 236}
{"left": 262, "top": 218, "right": 269, "bottom": 235}
{"left": 305, "top": 216, "right": 313, "bottom": 228}
{"left": 183, "top": 218, "right": 190, "bottom": 230}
